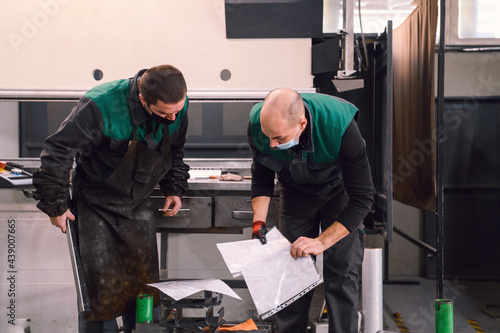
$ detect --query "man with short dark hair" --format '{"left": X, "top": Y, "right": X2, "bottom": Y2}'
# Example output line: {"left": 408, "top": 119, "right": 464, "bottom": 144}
{"left": 248, "top": 88, "right": 374, "bottom": 333}
{"left": 33, "top": 64, "right": 190, "bottom": 332}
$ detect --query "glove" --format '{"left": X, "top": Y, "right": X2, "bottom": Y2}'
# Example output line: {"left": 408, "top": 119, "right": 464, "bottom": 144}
{"left": 252, "top": 220, "right": 267, "bottom": 245}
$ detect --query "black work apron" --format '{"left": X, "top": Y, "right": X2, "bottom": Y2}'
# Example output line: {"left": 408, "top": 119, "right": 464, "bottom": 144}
{"left": 77, "top": 125, "right": 171, "bottom": 321}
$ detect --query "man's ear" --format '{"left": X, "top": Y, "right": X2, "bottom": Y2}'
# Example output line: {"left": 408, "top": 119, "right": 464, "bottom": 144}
{"left": 299, "top": 117, "right": 308, "bottom": 131}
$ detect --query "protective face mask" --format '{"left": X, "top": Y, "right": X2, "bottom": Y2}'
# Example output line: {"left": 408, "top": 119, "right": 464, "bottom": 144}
{"left": 151, "top": 112, "right": 175, "bottom": 125}
{"left": 274, "top": 125, "right": 300, "bottom": 150}
{"left": 144, "top": 102, "right": 176, "bottom": 125}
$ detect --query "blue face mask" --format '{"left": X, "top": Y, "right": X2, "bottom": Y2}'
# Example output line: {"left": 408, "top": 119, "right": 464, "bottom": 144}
{"left": 274, "top": 125, "right": 300, "bottom": 150}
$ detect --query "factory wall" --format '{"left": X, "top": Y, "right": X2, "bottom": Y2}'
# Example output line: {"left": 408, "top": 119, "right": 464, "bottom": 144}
{"left": 443, "top": 51, "right": 500, "bottom": 97}
{"left": 366, "top": 50, "right": 500, "bottom": 278}
{"left": 432, "top": 50, "right": 500, "bottom": 280}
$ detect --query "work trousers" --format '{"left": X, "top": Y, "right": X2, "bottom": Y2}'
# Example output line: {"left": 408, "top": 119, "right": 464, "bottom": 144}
{"left": 274, "top": 188, "right": 365, "bottom": 333}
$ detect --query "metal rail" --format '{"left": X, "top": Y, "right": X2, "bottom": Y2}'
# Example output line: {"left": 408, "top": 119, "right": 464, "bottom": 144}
{"left": 393, "top": 226, "right": 437, "bottom": 256}
{"left": 436, "top": 0, "right": 447, "bottom": 300}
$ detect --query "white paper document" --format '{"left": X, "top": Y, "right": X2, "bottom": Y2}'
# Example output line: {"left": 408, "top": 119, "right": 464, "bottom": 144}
{"left": 216, "top": 227, "right": 291, "bottom": 278}
{"left": 148, "top": 278, "right": 242, "bottom": 301}
{"left": 217, "top": 228, "right": 323, "bottom": 319}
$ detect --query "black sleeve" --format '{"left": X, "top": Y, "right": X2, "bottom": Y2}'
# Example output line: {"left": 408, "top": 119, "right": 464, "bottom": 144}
{"left": 33, "top": 97, "right": 104, "bottom": 216}
{"left": 337, "top": 120, "right": 375, "bottom": 231}
{"left": 159, "top": 111, "right": 190, "bottom": 197}
{"left": 247, "top": 122, "right": 276, "bottom": 198}
{"left": 32, "top": 167, "right": 71, "bottom": 217}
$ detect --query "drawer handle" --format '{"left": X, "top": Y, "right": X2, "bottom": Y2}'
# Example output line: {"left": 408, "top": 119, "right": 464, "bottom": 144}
{"left": 157, "top": 208, "right": 192, "bottom": 218}
{"left": 232, "top": 210, "right": 253, "bottom": 220}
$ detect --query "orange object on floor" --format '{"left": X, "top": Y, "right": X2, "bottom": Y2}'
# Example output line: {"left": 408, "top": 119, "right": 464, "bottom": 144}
{"left": 218, "top": 318, "right": 259, "bottom": 331}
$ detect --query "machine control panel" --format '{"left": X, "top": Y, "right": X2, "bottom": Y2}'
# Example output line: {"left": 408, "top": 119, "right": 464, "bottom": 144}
{"left": 0, "top": 161, "right": 33, "bottom": 188}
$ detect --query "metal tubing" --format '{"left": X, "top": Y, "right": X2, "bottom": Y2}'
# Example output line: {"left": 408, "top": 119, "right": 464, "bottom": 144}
{"left": 66, "top": 220, "right": 91, "bottom": 313}
{"left": 393, "top": 226, "right": 437, "bottom": 256}
{"left": 384, "top": 241, "right": 389, "bottom": 282}
{"left": 436, "top": 0, "right": 447, "bottom": 300}
{"left": 0, "top": 88, "right": 317, "bottom": 101}
{"left": 344, "top": 0, "right": 355, "bottom": 74}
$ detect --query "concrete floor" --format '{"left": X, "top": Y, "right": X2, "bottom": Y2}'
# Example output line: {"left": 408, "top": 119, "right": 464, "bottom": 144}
{"left": 129, "top": 277, "right": 500, "bottom": 332}
{"left": 381, "top": 277, "right": 500, "bottom": 333}
{"left": 308, "top": 276, "right": 500, "bottom": 333}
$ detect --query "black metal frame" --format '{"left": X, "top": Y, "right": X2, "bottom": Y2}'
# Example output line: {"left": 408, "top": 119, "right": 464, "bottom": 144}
{"left": 383, "top": 2, "right": 446, "bottom": 294}
{"left": 436, "top": 0, "right": 447, "bottom": 299}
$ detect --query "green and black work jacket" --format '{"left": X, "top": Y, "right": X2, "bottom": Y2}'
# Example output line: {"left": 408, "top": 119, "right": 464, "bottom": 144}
{"left": 248, "top": 93, "right": 374, "bottom": 232}
{"left": 33, "top": 69, "right": 190, "bottom": 217}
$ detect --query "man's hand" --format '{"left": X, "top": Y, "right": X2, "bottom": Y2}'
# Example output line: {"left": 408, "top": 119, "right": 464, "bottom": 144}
{"left": 162, "top": 196, "right": 182, "bottom": 217}
{"left": 290, "top": 222, "right": 350, "bottom": 259}
{"left": 252, "top": 220, "right": 267, "bottom": 244}
{"left": 50, "top": 210, "right": 75, "bottom": 233}
{"left": 290, "top": 236, "right": 328, "bottom": 259}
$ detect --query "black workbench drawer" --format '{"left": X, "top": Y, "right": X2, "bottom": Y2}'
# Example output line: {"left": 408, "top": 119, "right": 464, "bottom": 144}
{"left": 152, "top": 196, "right": 212, "bottom": 228}
{"left": 213, "top": 196, "right": 279, "bottom": 228}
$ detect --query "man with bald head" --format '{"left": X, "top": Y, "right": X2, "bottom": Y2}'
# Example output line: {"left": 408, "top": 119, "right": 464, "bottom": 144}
{"left": 247, "top": 88, "right": 374, "bottom": 333}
